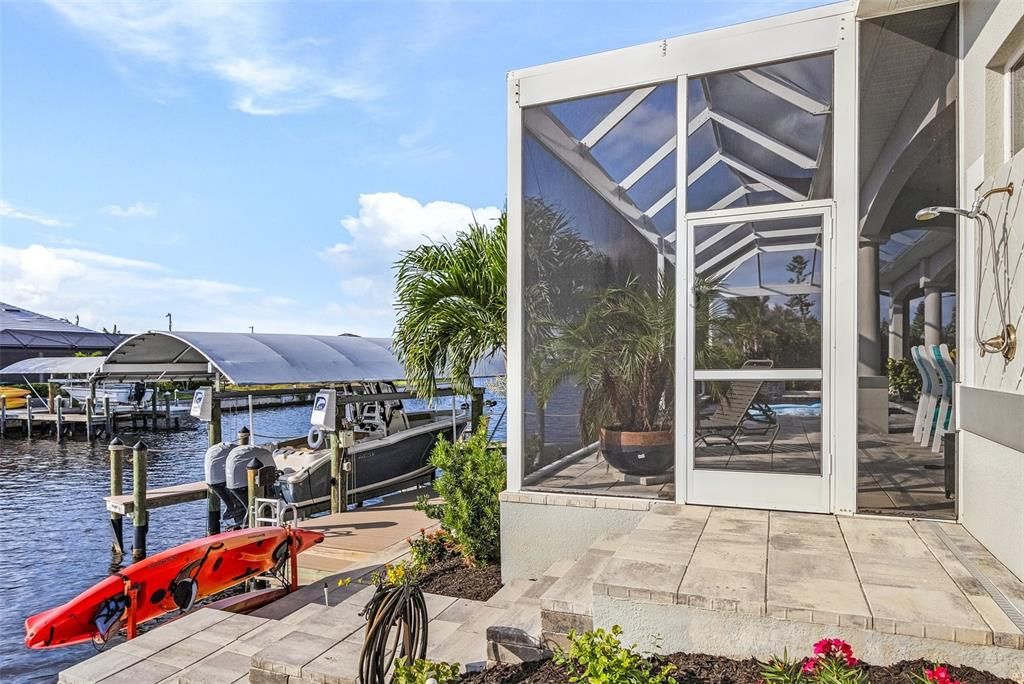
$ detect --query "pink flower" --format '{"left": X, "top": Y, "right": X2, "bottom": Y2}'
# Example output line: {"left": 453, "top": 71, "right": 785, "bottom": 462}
{"left": 802, "top": 658, "right": 818, "bottom": 674}
{"left": 924, "top": 666, "right": 961, "bottom": 684}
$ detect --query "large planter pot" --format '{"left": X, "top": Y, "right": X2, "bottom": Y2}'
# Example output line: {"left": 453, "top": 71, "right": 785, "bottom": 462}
{"left": 599, "top": 427, "right": 674, "bottom": 476}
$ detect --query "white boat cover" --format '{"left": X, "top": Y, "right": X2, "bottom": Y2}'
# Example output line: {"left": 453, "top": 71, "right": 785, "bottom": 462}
{"left": 90, "top": 331, "right": 504, "bottom": 386}
{"left": 0, "top": 356, "right": 105, "bottom": 376}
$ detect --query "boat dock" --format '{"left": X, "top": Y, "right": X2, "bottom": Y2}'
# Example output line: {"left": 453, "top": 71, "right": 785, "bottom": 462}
{"left": 0, "top": 401, "right": 190, "bottom": 441}
{"left": 105, "top": 481, "right": 210, "bottom": 516}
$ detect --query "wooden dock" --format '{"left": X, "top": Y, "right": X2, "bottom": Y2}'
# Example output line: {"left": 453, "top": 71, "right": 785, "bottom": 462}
{"left": 295, "top": 486, "right": 439, "bottom": 582}
{"left": 1, "top": 402, "right": 189, "bottom": 440}
{"left": 104, "top": 481, "right": 209, "bottom": 516}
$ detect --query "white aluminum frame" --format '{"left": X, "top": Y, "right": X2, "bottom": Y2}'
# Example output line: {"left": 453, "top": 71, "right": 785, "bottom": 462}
{"left": 685, "top": 203, "right": 834, "bottom": 513}
{"left": 507, "top": 3, "right": 860, "bottom": 515}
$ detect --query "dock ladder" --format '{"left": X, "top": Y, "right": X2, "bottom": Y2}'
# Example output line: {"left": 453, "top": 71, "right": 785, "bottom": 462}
{"left": 252, "top": 498, "right": 299, "bottom": 528}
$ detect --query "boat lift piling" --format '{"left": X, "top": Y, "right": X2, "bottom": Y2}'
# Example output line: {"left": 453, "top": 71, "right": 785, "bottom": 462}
{"left": 85, "top": 398, "right": 93, "bottom": 442}
{"left": 55, "top": 398, "right": 64, "bottom": 444}
{"left": 104, "top": 397, "right": 112, "bottom": 436}
{"left": 1, "top": 395, "right": 6, "bottom": 439}
{"left": 109, "top": 438, "right": 125, "bottom": 555}
{"left": 131, "top": 441, "right": 148, "bottom": 561}
{"left": 207, "top": 395, "right": 222, "bottom": 536}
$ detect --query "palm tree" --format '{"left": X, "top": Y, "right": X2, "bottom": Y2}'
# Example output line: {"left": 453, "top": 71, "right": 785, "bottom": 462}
{"left": 393, "top": 214, "right": 507, "bottom": 398}
{"left": 544, "top": 276, "right": 675, "bottom": 442}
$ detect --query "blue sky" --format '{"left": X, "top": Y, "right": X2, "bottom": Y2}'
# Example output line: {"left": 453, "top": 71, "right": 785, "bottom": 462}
{"left": 1, "top": 0, "right": 831, "bottom": 336}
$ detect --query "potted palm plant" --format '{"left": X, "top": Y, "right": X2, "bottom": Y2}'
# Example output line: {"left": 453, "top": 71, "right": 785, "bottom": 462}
{"left": 545, "top": 277, "right": 675, "bottom": 476}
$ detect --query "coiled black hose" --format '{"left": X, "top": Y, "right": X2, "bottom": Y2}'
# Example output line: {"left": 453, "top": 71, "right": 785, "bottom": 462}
{"left": 358, "top": 582, "right": 429, "bottom": 684}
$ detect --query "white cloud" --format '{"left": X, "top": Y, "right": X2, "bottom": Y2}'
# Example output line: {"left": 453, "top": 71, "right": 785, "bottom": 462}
{"left": 321, "top": 192, "right": 501, "bottom": 335}
{"left": 0, "top": 199, "right": 71, "bottom": 227}
{"left": 0, "top": 243, "right": 332, "bottom": 334}
{"left": 44, "top": 1, "right": 380, "bottom": 115}
{"left": 103, "top": 202, "right": 157, "bottom": 218}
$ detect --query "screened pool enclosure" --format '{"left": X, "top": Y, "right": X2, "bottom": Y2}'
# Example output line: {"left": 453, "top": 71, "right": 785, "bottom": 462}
{"left": 504, "top": 3, "right": 925, "bottom": 515}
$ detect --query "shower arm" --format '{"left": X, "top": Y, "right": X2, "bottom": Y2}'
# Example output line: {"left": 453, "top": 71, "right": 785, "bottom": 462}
{"left": 970, "top": 183, "right": 1015, "bottom": 360}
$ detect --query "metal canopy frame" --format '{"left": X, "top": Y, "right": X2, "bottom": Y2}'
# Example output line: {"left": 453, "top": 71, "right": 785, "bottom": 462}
{"left": 93, "top": 331, "right": 505, "bottom": 386}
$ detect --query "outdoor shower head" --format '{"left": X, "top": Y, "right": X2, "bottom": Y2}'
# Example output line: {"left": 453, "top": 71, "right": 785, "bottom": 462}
{"left": 915, "top": 183, "right": 1016, "bottom": 362}
{"left": 914, "top": 206, "right": 975, "bottom": 221}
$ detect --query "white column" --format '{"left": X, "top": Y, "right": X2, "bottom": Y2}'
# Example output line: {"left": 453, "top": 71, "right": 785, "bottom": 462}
{"left": 858, "top": 242, "right": 881, "bottom": 375}
{"left": 924, "top": 285, "right": 942, "bottom": 346}
{"left": 889, "top": 298, "right": 905, "bottom": 360}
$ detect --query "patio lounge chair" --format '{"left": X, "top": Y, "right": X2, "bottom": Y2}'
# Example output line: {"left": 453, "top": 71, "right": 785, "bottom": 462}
{"left": 928, "top": 344, "right": 955, "bottom": 453}
{"left": 695, "top": 360, "right": 780, "bottom": 454}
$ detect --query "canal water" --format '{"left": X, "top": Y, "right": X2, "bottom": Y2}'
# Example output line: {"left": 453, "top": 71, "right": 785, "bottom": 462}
{"left": 0, "top": 395, "right": 506, "bottom": 682}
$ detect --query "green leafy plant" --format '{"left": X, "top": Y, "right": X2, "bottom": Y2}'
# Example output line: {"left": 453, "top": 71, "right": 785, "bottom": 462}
{"left": 543, "top": 277, "right": 675, "bottom": 441}
{"left": 391, "top": 656, "right": 461, "bottom": 684}
{"left": 415, "top": 424, "right": 505, "bottom": 565}
{"left": 394, "top": 213, "right": 506, "bottom": 398}
{"left": 370, "top": 559, "right": 423, "bottom": 588}
{"left": 407, "top": 528, "right": 458, "bottom": 567}
{"left": 554, "top": 625, "right": 675, "bottom": 684}
{"left": 886, "top": 357, "right": 921, "bottom": 400}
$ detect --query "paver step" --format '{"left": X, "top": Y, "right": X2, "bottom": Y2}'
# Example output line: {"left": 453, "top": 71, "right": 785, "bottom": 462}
{"left": 539, "top": 533, "right": 625, "bottom": 642}
{"left": 484, "top": 572, "right": 566, "bottom": 665}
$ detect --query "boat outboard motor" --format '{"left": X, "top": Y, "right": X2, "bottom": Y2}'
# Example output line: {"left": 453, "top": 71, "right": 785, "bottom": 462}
{"left": 224, "top": 444, "right": 275, "bottom": 525}
{"left": 203, "top": 442, "right": 236, "bottom": 521}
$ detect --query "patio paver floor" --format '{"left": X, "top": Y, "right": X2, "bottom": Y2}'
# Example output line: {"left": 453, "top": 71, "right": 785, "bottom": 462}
{"left": 592, "top": 505, "right": 1024, "bottom": 650}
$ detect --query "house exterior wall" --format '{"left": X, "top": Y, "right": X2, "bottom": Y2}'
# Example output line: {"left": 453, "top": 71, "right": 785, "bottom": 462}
{"left": 957, "top": 1, "right": 1024, "bottom": 581}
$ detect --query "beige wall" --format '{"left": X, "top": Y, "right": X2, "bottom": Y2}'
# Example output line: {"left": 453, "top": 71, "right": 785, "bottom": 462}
{"left": 958, "top": 0, "right": 1024, "bottom": 581}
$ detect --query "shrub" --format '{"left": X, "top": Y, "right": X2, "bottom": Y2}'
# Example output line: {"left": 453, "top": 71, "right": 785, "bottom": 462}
{"left": 371, "top": 560, "right": 423, "bottom": 588}
{"left": 761, "top": 638, "right": 866, "bottom": 684}
{"left": 554, "top": 625, "right": 675, "bottom": 684}
{"left": 408, "top": 528, "right": 459, "bottom": 567}
{"left": 392, "top": 656, "right": 461, "bottom": 684}
{"left": 886, "top": 357, "right": 921, "bottom": 401}
{"left": 415, "top": 424, "right": 505, "bottom": 565}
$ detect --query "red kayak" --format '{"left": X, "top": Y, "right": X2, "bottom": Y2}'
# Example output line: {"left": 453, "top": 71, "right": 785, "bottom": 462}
{"left": 25, "top": 526, "right": 323, "bottom": 649}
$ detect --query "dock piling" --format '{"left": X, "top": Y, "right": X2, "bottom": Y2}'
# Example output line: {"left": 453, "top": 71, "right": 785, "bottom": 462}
{"left": 471, "top": 387, "right": 484, "bottom": 432}
{"left": 56, "top": 398, "right": 64, "bottom": 443}
{"left": 109, "top": 438, "right": 125, "bottom": 555}
{"left": 85, "top": 398, "right": 94, "bottom": 442}
{"left": 103, "top": 396, "right": 112, "bottom": 436}
{"left": 131, "top": 441, "right": 148, "bottom": 560}
{"left": 246, "top": 458, "right": 260, "bottom": 528}
{"left": 206, "top": 399, "right": 222, "bottom": 536}
{"left": 26, "top": 401, "right": 32, "bottom": 438}
{"left": 1, "top": 395, "right": 6, "bottom": 438}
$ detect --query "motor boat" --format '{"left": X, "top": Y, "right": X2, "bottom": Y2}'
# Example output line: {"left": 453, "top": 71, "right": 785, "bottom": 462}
{"left": 204, "top": 382, "right": 469, "bottom": 523}
{"left": 272, "top": 404, "right": 468, "bottom": 512}
{"left": 63, "top": 381, "right": 153, "bottom": 406}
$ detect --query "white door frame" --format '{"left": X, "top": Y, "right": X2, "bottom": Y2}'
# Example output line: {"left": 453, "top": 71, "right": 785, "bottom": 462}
{"left": 683, "top": 203, "right": 834, "bottom": 513}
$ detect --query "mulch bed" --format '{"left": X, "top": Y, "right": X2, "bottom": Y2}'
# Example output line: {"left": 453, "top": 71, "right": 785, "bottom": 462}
{"left": 417, "top": 557, "right": 503, "bottom": 602}
{"left": 459, "top": 654, "right": 1014, "bottom": 683}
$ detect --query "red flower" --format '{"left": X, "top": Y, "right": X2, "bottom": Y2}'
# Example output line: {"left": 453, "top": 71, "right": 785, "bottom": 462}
{"left": 924, "top": 666, "right": 961, "bottom": 684}
{"left": 802, "top": 657, "right": 818, "bottom": 674}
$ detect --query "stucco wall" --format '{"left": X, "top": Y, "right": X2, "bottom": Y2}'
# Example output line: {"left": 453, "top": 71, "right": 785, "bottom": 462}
{"left": 499, "top": 492, "right": 649, "bottom": 582}
{"left": 958, "top": 1, "right": 1024, "bottom": 582}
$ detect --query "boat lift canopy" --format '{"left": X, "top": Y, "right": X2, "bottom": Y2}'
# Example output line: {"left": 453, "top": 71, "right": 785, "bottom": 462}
{"left": 0, "top": 356, "right": 106, "bottom": 376}
{"left": 84, "top": 331, "right": 504, "bottom": 386}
